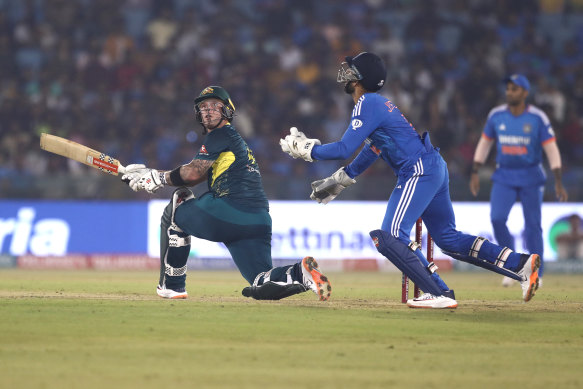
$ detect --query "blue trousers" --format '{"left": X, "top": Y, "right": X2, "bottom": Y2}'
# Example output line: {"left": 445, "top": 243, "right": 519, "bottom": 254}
{"left": 490, "top": 182, "right": 544, "bottom": 276}
{"left": 381, "top": 151, "right": 523, "bottom": 277}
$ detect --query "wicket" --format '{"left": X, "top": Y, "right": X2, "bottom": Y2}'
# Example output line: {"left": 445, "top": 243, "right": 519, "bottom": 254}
{"left": 401, "top": 218, "right": 434, "bottom": 303}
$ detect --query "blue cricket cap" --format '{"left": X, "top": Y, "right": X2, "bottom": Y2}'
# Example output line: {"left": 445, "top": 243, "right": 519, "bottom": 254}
{"left": 503, "top": 74, "right": 530, "bottom": 92}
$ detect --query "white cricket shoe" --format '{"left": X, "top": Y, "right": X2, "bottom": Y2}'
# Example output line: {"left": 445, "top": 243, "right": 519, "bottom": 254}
{"left": 407, "top": 293, "right": 458, "bottom": 309}
{"left": 301, "top": 256, "right": 331, "bottom": 301}
{"left": 502, "top": 276, "right": 517, "bottom": 287}
{"left": 156, "top": 285, "right": 188, "bottom": 299}
{"left": 517, "top": 254, "right": 540, "bottom": 302}
{"left": 504, "top": 275, "right": 542, "bottom": 288}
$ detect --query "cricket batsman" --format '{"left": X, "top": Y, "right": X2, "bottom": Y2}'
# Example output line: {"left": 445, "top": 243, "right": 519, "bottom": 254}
{"left": 121, "top": 86, "right": 331, "bottom": 301}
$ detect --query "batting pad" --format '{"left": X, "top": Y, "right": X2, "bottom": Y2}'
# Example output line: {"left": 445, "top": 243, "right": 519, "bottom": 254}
{"left": 370, "top": 229, "right": 443, "bottom": 296}
{"left": 441, "top": 249, "right": 523, "bottom": 281}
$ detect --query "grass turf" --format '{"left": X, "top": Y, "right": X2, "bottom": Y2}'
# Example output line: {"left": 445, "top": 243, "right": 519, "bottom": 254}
{"left": 0, "top": 269, "right": 582, "bottom": 389}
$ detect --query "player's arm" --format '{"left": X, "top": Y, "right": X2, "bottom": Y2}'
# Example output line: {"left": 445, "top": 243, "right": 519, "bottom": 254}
{"left": 311, "top": 121, "right": 375, "bottom": 161}
{"left": 312, "top": 99, "right": 382, "bottom": 161}
{"left": 165, "top": 159, "right": 213, "bottom": 187}
{"left": 344, "top": 141, "right": 380, "bottom": 178}
{"left": 281, "top": 99, "right": 379, "bottom": 162}
{"left": 310, "top": 143, "right": 379, "bottom": 204}
{"left": 469, "top": 134, "right": 494, "bottom": 197}
{"left": 123, "top": 159, "right": 213, "bottom": 193}
{"left": 543, "top": 140, "right": 568, "bottom": 201}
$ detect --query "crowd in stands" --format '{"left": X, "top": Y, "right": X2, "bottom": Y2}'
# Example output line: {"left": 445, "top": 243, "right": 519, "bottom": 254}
{"left": 1, "top": 0, "right": 582, "bottom": 200}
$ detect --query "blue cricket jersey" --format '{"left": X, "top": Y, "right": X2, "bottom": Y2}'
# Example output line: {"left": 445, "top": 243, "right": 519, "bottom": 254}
{"left": 309, "top": 91, "right": 520, "bottom": 275}
{"left": 312, "top": 93, "right": 428, "bottom": 176}
{"left": 483, "top": 104, "right": 555, "bottom": 186}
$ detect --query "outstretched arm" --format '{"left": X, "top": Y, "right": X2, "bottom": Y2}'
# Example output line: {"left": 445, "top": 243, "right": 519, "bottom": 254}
{"left": 312, "top": 124, "right": 373, "bottom": 161}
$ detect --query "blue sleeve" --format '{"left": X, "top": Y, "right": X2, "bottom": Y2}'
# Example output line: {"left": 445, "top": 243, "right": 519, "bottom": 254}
{"left": 344, "top": 142, "right": 380, "bottom": 178}
{"left": 483, "top": 116, "right": 496, "bottom": 140}
{"left": 311, "top": 97, "right": 381, "bottom": 161}
{"left": 538, "top": 116, "right": 555, "bottom": 144}
{"left": 311, "top": 126, "right": 369, "bottom": 160}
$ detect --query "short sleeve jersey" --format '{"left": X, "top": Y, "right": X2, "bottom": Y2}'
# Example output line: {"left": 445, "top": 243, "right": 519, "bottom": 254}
{"left": 194, "top": 124, "right": 268, "bottom": 210}
{"left": 483, "top": 104, "right": 555, "bottom": 168}
{"left": 483, "top": 104, "right": 555, "bottom": 186}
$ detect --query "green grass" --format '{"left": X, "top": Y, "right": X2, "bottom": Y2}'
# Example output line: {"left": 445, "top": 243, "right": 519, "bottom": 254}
{"left": 1, "top": 270, "right": 582, "bottom": 389}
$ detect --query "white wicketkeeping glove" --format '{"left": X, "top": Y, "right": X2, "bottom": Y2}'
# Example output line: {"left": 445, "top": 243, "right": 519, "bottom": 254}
{"left": 279, "top": 127, "right": 321, "bottom": 162}
{"left": 310, "top": 167, "right": 356, "bottom": 204}
{"left": 121, "top": 164, "right": 147, "bottom": 187}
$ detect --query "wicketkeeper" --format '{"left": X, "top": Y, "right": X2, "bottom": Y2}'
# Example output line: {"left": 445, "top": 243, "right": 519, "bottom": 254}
{"left": 280, "top": 52, "right": 541, "bottom": 308}
{"left": 122, "top": 86, "right": 331, "bottom": 301}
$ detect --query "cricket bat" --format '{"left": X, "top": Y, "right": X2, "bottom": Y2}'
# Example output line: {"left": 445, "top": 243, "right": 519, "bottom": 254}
{"left": 40, "top": 133, "right": 126, "bottom": 175}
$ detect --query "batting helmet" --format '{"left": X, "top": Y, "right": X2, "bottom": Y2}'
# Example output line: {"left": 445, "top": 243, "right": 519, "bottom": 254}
{"left": 338, "top": 52, "right": 387, "bottom": 92}
{"left": 194, "top": 86, "right": 236, "bottom": 124}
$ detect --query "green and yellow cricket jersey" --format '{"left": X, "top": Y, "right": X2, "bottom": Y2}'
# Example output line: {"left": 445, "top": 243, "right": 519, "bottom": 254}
{"left": 194, "top": 124, "right": 269, "bottom": 211}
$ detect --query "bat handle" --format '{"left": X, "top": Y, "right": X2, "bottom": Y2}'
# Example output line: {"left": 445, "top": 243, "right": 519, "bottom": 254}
{"left": 118, "top": 164, "right": 130, "bottom": 185}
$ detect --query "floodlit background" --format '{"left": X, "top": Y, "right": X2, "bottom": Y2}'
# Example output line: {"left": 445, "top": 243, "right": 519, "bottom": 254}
{"left": 0, "top": 0, "right": 582, "bottom": 265}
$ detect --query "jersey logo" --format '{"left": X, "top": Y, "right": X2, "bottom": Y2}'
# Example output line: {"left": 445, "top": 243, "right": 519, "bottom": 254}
{"left": 199, "top": 145, "right": 208, "bottom": 154}
{"left": 501, "top": 145, "right": 527, "bottom": 155}
{"left": 351, "top": 119, "right": 363, "bottom": 129}
{"left": 523, "top": 123, "right": 532, "bottom": 133}
{"left": 499, "top": 123, "right": 506, "bottom": 131}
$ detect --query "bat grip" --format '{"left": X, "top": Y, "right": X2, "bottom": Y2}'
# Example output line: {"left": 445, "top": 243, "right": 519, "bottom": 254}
{"left": 118, "top": 165, "right": 130, "bottom": 185}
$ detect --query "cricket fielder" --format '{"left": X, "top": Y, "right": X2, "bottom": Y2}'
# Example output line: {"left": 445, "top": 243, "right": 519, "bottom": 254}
{"left": 280, "top": 52, "right": 540, "bottom": 308}
{"left": 122, "top": 86, "right": 331, "bottom": 301}
{"left": 471, "top": 74, "right": 568, "bottom": 286}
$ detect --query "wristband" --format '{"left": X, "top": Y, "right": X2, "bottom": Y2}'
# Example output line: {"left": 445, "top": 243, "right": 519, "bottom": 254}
{"left": 159, "top": 171, "right": 167, "bottom": 185}
{"left": 169, "top": 166, "right": 188, "bottom": 186}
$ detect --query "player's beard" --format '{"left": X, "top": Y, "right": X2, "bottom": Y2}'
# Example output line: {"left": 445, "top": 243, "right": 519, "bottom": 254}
{"left": 344, "top": 81, "right": 356, "bottom": 95}
{"left": 203, "top": 114, "right": 222, "bottom": 130}
{"left": 506, "top": 96, "right": 522, "bottom": 107}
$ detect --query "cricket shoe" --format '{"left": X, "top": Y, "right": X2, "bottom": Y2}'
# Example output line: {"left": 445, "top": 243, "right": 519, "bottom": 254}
{"left": 517, "top": 254, "right": 540, "bottom": 302}
{"left": 502, "top": 276, "right": 518, "bottom": 287}
{"left": 301, "top": 256, "right": 331, "bottom": 301}
{"left": 407, "top": 293, "right": 458, "bottom": 309}
{"left": 156, "top": 285, "right": 188, "bottom": 299}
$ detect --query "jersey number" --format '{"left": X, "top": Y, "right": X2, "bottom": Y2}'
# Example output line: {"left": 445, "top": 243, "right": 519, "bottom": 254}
{"left": 247, "top": 147, "right": 257, "bottom": 165}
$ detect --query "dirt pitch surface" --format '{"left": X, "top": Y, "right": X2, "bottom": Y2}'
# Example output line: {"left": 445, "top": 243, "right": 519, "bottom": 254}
{"left": 1, "top": 269, "right": 582, "bottom": 389}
